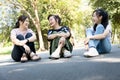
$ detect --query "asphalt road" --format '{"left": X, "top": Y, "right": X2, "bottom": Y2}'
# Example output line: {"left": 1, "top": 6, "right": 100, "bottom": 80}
{"left": 0, "top": 45, "right": 120, "bottom": 80}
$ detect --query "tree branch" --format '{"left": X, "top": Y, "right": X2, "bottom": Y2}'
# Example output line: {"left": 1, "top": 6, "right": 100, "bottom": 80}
{"left": 9, "top": 0, "right": 36, "bottom": 25}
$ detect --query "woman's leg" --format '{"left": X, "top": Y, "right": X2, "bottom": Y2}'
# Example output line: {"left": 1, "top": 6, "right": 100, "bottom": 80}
{"left": 50, "top": 37, "right": 65, "bottom": 59}
{"left": 84, "top": 25, "right": 105, "bottom": 57}
{"left": 97, "top": 37, "right": 111, "bottom": 54}
{"left": 63, "top": 39, "right": 73, "bottom": 58}
{"left": 25, "top": 33, "right": 40, "bottom": 60}
{"left": 25, "top": 33, "right": 36, "bottom": 53}
{"left": 86, "top": 26, "right": 105, "bottom": 48}
{"left": 11, "top": 35, "right": 26, "bottom": 61}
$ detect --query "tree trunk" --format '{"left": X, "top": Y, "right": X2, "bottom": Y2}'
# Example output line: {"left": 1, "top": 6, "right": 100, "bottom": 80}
{"left": 35, "top": 23, "right": 45, "bottom": 51}
{"left": 33, "top": 0, "right": 45, "bottom": 51}
{"left": 112, "top": 25, "right": 116, "bottom": 43}
{"left": 10, "top": 0, "right": 45, "bottom": 51}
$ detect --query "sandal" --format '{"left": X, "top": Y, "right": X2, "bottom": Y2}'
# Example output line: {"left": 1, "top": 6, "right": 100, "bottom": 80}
{"left": 30, "top": 52, "right": 41, "bottom": 61}
{"left": 21, "top": 53, "right": 28, "bottom": 63}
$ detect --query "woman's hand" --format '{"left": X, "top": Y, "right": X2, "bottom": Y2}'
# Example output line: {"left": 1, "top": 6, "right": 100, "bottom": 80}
{"left": 23, "top": 45, "right": 31, "bottom": 54}
{"left": 58, "top": 32, "right": 70, "bottom": 38}
{"left": 84, "top": 38, "right": 90, "bottom": 45}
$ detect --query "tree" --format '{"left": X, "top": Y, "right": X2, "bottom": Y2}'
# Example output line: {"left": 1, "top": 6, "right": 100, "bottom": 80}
{"left": 10, "top": 0, "right": 45, "bottom": 51}
{"left": 9, "top": 0, "right": 83, "bottom": 50}
{"left": 0, "top": 0, "right": 19, "bottom": 47}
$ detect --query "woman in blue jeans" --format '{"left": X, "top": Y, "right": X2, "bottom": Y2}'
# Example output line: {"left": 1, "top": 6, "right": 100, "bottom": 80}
{"left": 84, "top": 9, "right": 112, "bottom": 57}
{"left": 10, "top": 15, "right": 40, "bottom": 62}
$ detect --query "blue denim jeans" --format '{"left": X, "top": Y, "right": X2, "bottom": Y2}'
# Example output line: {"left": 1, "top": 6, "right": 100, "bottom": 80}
{"left": 86, "top": 24, "right": 111, "bottom": 54}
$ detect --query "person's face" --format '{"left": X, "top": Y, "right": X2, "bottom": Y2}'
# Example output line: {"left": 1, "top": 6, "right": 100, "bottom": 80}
{"left": 92, "top": 12, "right": 102, "bottom": 24}
{"left": 48, "top": 16, "right": 58, "bottom": 27}
{"left": 20, "top": 18, "right": 29, "bottom": 29}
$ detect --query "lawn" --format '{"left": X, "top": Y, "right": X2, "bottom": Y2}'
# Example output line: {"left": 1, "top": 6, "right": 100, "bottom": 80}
{"left": 0, "top": 46, "right": 12, "bottom": 55}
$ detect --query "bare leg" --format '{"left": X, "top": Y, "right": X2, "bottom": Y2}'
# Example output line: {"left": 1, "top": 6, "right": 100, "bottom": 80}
{"left": 29, "top": 52, "right": 41, "bottom": 61}
{"left": 21, "top": 53, "right": 28, "bottom": 62}
{"left": 50, "top": 37, "right": 65, "bottom": 59}
{"left": 85, "top": 44, "right": 89, "bottom": 51}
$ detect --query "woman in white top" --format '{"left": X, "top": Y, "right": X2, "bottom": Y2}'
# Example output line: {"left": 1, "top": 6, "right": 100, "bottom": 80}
{"left": 10, "top": 15, "right": 40, "bottom": 62}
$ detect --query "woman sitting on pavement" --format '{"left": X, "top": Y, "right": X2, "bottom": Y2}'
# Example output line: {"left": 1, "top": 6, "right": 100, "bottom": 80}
{"left": 84, "top": 8, "right": 112, "bottom": 57}
{"left": 10, "top": 15, "right": 41, "bottom": 62}
{"left": 47, "top": 14, "right": 73, "bottom": 59}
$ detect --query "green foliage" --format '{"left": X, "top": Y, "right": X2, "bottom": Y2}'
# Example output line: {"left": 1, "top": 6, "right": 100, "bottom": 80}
{"left": 0, "top": 0, "right": 93, "bottom": 48}
{"left": 0, "top": 46, "right": 12, "bottom": 55}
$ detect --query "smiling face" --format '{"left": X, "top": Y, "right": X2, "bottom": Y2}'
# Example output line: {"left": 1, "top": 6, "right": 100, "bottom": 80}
{"left": 48, "top": 16, "right": 58, "bottom": 28}
{"left": 20, "top": 18, "right": 29, "bottom": 29}
{"left": 92, "top": 12, "right": 102, "bottom": 24}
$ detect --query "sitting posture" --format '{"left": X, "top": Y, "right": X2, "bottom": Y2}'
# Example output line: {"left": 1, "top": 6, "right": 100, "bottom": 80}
{"left": 10, "top": 15, "right": 40, "bottom": 62}
{"left": 84, "top": 9, "right": 112, "bottom": 57}
{"left": 47, "top": 14, "right": 73, "bottom": 59}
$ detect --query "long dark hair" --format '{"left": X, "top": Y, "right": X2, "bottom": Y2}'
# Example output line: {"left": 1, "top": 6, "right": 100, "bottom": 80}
{"left": 47, "top": 14, "right": 61, "bottom": 25}
{"left": 14, "top": 15, "right": 28, "bottom": 28}
{"left": 93, "top": 9, "right": 108, "bottom": 31}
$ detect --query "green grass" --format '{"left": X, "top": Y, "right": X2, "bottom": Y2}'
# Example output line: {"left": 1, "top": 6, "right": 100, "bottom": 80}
{"left": 0, "top": 46, "right": 12, "bottom": 55}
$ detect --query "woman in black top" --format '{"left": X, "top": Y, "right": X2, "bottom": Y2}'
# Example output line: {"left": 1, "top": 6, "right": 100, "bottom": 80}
{"left": 47, "top": 14, "right": 73, "bottom": 59}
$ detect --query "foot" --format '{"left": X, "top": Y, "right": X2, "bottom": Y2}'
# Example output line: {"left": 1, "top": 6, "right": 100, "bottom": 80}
{"left": 50, "top": 51, "right": 60, "bottom": 59}
{"left": 85, "top": 44, "right": 89, "bottom": 51}
{"left": 64, "top": 50, "right": 72, "bottom": 58}
{"left": 84, "top": 47, "right": 99, "bottom": 57}
{"left": 21, "top": 53, "right": 28, "bottom": 62}
{"left": 30, "top": 52, "right": 41, "bottom": 61}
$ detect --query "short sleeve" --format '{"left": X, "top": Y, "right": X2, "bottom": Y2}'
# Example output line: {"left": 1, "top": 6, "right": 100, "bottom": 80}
{"left": 10, "top": 29, "right": 17, "bottom": 41}
{"left": 62, "top": 26, "right": 70, "bottom": 33}
{"left": 10, "top": 29, "right": 17, "bottom": 37}
{"left": 106, "top": 24, "right": 112, "bottom": 33}
{"left": 27, "top": 29, "right": 34, "bottom": 33}
{"left": 48, "top": 30, "right": 53, "bottom": 35}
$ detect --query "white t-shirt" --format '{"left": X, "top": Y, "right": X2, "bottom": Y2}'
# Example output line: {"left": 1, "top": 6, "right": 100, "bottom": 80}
{"left": 105, "top": 23, "right": 112, "bottom": 40}
{"left": 10, "top": 28, "right": 34, "bottom": 39}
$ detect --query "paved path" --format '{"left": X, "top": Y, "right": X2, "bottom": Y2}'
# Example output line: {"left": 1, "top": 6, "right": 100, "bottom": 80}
{"left": 0, "top": 45, "right": 120, "bottom": 80}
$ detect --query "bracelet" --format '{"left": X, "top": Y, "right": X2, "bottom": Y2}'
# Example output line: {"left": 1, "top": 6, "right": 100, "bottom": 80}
{"left": 27, "top": 39, "right": 29, "bottom": 42}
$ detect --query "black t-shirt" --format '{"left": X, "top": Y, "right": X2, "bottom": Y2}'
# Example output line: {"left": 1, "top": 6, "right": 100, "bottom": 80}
{"left": 48, "top": 26, "right": 70, "bottom": 35}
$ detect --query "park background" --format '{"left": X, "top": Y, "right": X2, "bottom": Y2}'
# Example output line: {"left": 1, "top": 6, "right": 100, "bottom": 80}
{"left": 0, "top": 0, "right": 120, "bottom": 55}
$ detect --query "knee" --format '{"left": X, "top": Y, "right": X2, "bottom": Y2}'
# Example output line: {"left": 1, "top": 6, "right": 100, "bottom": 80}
{"left": 86, "top": 28, "right": 93, "bottom": 32}
{"left": 59, "top": 37, "right": 66, "bottom": 44}
{"left": 17, "top": 35, "right": 24, "bottom": 40}
{"left": 26, "top": 33, "right": 32, "bottom": 38}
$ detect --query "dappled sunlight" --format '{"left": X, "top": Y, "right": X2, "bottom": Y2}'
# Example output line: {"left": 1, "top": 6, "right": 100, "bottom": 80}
{"left": 0, "top": 62, "right": 17, "bottom": 67}
{"left": 90, "top": 57, "right": 120, "bottom": 63}
{"left": 8, "top": 68, "right": 25, "bottom": 74}
{"left": 41, "top": 59, "right": 69, "bottom": 64}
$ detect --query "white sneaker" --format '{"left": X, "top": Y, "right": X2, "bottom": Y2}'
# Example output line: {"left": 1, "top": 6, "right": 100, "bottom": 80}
{"left": 64, "top": 50, "right": 72, "bottom": 58}
{"left": 50, "top": 51, "right": 60, "bottom": 59}
{"left": 84, "top": 48, "right": 99, "bottom": 57}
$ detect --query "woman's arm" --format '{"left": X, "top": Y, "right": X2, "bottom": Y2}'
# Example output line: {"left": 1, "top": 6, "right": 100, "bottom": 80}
{"left": 89, "top": 29, "right": 109, "bottom": 39}
{"left": 84, "top": 29, "right": 110, "bottom": 45}
{"left": 48, "top": 33, "right": 58, "bottom": 40}
{"left": 58, "top": 32, "right": 70, "bottom": 38}
{"left": 10, "top": 29, "right": 36, "bottom": 46}
{"left": 27, "top": 32, "right": 37, "bottom": 42}
{"left": 11, "top": 35, "right": 27, "bottom": 46}
{"left": 48, "top": 32, "right": 70, "bottom": 40}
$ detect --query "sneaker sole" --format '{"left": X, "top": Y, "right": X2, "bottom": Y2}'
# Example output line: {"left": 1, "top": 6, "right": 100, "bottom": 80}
{"left": 49, "top": 57, "right": 60, "bottom": 60}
